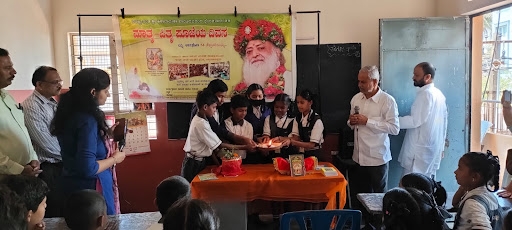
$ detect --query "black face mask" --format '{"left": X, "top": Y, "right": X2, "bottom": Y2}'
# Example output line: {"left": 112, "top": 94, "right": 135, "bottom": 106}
{"left": 249, "top": 99, "right": 265, "bottom": 107}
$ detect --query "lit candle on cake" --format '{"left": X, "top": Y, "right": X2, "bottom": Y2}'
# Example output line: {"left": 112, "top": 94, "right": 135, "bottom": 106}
{"left": 267, "top": 140, "right": 272, "bottom": 148}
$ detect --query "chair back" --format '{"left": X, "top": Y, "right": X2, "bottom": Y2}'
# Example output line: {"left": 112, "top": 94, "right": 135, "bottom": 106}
{"left": 280, "top": 210, "right": 361, "bottom": 230}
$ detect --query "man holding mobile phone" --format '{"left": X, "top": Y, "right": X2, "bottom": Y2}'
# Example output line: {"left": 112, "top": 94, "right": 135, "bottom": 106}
{"left": 0, "top": 48, "right": 40, "bottom": 177}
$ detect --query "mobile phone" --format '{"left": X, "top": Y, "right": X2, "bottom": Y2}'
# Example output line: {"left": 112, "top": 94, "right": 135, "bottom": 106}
{"left": 505, "top": 90, "right": 512, "bottom": 103}
{"left": 113, "top": 118, "right": 127, "bottom": 142}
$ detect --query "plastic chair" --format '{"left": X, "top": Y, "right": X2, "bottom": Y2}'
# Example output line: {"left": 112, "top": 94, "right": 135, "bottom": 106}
{"left": 280, "top": 209, "right": 361, "bottom": 230}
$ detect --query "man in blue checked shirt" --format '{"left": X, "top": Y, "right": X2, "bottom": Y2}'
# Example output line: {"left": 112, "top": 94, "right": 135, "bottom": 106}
{"left": 21, "top": 65, "right": 63, "bottom": 217}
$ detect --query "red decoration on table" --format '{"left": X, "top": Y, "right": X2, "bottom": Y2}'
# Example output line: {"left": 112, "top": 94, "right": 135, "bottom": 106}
{"left": 272, "top": 156, "right": 318, "bottom": 175}
{"left": 215, "top": 149, "right": 246, "bottom": 177}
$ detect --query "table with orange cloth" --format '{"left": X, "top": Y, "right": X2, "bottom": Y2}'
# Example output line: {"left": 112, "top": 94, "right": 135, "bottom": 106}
{"left": 191, "top": 162, "right": 347, "bottom": 209}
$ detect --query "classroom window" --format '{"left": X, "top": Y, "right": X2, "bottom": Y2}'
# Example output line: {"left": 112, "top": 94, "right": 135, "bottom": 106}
{"left": 481, "top": 6, "right": 512, "bottom": 134}
{"left": 69, "top": 33, "right": 157, "bottom": 139}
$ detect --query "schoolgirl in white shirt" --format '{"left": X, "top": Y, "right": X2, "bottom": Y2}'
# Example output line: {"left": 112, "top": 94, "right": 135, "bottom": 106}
{"left": 261, "top": 93, "right": 295, "bottom": 158}
{"left": 452, "top": 151, "right": 501, "bottom": 230}
{"left": 282, "top": 89, "right": 325, "bottom": 161}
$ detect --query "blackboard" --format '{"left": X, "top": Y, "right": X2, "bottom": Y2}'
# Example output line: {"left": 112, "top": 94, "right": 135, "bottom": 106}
{"left": 168, "top": 43, "right": 361, "bottom": 138}
{"left": 167, "top": 102, "right": 231, "bottom": 139}
{"left": 167, "top": 102, "right": 193, "bottom": 139}
{"left": 296, "top": 43, "right": 361, "bottom": 133}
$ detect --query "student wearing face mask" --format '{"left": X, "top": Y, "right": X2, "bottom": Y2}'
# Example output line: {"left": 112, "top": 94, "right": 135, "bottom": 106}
{"left": 244, "top": 84, "right": 272, "bottom": 164}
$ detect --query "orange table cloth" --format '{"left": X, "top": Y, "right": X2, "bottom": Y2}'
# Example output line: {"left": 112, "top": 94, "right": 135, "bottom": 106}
{"left": 191, "top": 162, "right": 347, "bottom": 209}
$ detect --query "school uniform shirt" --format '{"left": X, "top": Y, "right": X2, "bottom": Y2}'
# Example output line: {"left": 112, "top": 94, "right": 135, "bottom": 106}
{"left": 455, "top": 186, "right": 498, "bottom": 230}
{"left": 224, "top": 117, "right": 253, "bottom": 159}
{"left": 183, "top": 115, "right": 222, "bottom": 160}
{"left": 398, "top": 83, "right": 448, "bottom": 176}
{"left": 263, "top": 115, "right": 294, "bottom": 137}
{"left": 0, "top": 89, "right": 39, "bottom": 174}
{"left": 347, "top": 88, "right": 399, "bottom": 167}
{"left": 246, "top": 105, "right": 271, "bottom": 137}
{"left": 190, "top": 103, "right": 234, "bottom": 143}
{"left": 190, "top": 102, "right": 220, "bottom": 123}
{"left": 290, "top": 110, "right": 324, "bottom": 145}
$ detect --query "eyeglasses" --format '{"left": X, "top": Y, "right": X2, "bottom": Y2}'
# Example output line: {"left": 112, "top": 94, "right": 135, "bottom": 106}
{"left": 40, "top": 80, "right": 63, "bottom": 85}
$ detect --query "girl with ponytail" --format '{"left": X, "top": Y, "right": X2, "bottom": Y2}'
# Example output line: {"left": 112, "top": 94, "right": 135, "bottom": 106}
{"left": 452, "top": 151, "right": 501, "bottom": 229}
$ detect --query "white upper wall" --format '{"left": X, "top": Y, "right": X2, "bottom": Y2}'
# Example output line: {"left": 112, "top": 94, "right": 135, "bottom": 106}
{"left": 437, "top": 0, "right": 512, "bottom": 16}
{"left": 0, "top": 0, "right": 54, "bottom": 90}
{"left": 51, "top": 0, "right": 437, "bottom": 87}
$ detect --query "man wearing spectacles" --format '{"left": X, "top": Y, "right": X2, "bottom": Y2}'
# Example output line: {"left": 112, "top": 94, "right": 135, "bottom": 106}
{"left": 21, "top": 65, "right": 63, "bottom": 217}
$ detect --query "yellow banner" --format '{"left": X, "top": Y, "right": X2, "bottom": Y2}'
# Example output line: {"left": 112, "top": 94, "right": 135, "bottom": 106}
{"left": 113, "top": 14, "right": 295, "bottom": 102}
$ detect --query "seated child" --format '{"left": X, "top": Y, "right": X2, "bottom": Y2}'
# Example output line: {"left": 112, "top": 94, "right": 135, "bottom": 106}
{"left": 383, "top": 187, "right": 422, "bottom": 230}
{"left": 163, "top": 198, "right": 219, "bottom": 230}
{"left": 155, "top": 176, "right": 191, "bottom": 222}
{"left": 505, "top": 209, "right": 512, "bottom": 230}
{"left": 181, "top": 90, "right": 252, "bottom": 182}
{"left": 0, "top": 184, "right": 28, "bottom": 230}
{"left": 403, "top": 187, "right": 449, "bottom": 230}
{"left": 2, "top": 175, "right": 48, "bottom": 230}
{"left": 224, "top": 95, "right": 253, "bottom": 160}
{"left": 452, "top": 151, "right": 501, "bottom": 229}
{"left": 64, "top": 190, "right": 107, "bottom": 230}
{"left": 383, "top": 187, "right": 447, "bottom": 230}
{"left": 400, "top": 172, "right": 447, "bottom": 206}
{"left": 498, "top": 149, "right": 512, "bottom": 198}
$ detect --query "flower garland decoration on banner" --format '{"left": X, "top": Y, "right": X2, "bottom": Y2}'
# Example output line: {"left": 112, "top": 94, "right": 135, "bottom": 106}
{"left": 233, "top": 19, "right": 287, "bottom": 57}
{"left": 232, "top": 19, "right": 288, "bottom": 97}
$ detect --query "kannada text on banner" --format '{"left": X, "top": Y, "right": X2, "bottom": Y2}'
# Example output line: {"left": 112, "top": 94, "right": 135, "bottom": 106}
{"left": 113, "top": 14, "right": 294, "bottom": 102}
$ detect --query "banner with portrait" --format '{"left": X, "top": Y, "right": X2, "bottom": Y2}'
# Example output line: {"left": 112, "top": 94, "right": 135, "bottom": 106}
{"left": 113, "top": 14, "right": 295, "bottom": 102}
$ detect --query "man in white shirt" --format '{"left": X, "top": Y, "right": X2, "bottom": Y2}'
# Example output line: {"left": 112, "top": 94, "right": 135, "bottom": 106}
{"left": 398, "top": 62, "right": 448, "bottom": 178}
{"left": 347, "top": 65, "right": 399, "bottom": 210}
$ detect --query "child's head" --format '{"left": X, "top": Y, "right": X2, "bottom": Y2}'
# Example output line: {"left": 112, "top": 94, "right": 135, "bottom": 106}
{"left": 383, "top": 187, "right": 421, "bottom": 230}
{"left": 163, "top": 198, "right": 219, "bottom": 230}
{"left": 455, "top": 150, "right": 500, "bottom": 191}
{"left": 272, "top": 93, "right": 292, "bottom": 118}
{"left": 64, "top": 190, "right": 107, "bottom": 230}
{"left": 155, "top": 176, "right": 191, "bottom": 216}
{"left": 206, "top": 79, "right": 228, "bottom": 106}
{"left": 400, "top": 173, "right": 447, "bottom": 206}
{"left": 404, "top": 187, "right": 446, "bottom": 230}
{"left": 196, "top": 89, "right": 219, "bottom": 117}
{"left": 0, "top": 184, "right": 28, "bottom": 230}
{"left": 296, "top": 89, "right": 314, "bottom": 114}
{"left": 504, "top": 209, "right": 512, "bottom": 230}
{"left": 2, "top": 175, "right": 48, "bottom": 228}
{"left": 230, "top": 95, "right": 249, "bottom": 121}
{"left": 245, "top": 83, "right": 265, "bottom": 107}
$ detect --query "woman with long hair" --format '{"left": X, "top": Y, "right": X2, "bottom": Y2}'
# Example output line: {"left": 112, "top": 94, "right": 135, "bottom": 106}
{"left": 51, "top": 68, "right": 126, "bottom": 215}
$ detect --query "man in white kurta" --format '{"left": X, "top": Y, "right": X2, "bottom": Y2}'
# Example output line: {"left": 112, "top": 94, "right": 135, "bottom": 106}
{"left": 398, "top": 62, "right": 448, "bottom": 178}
